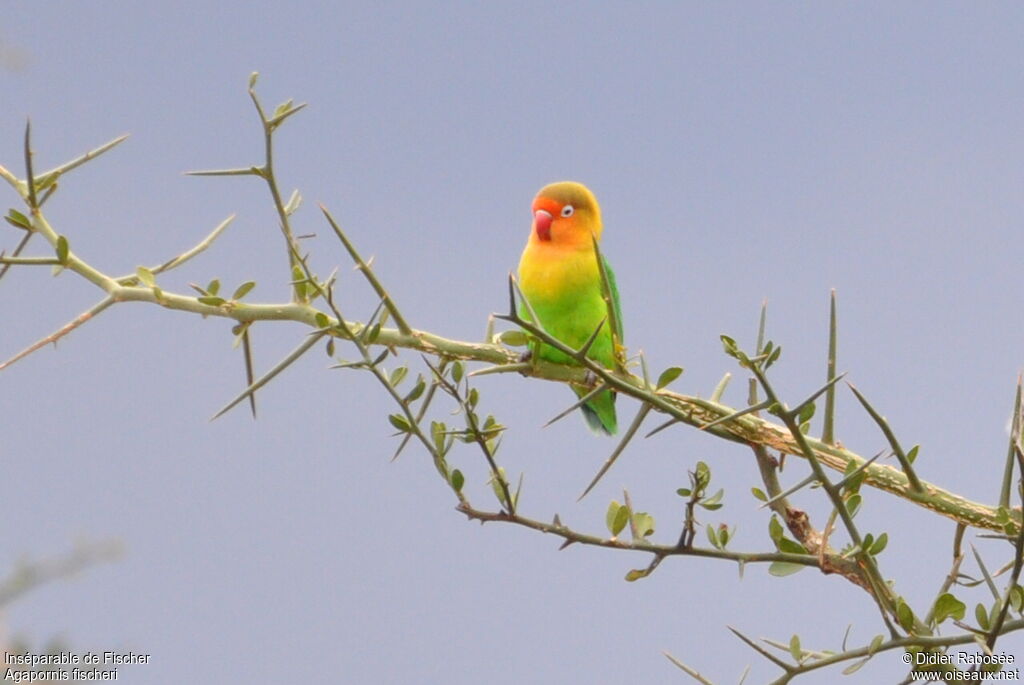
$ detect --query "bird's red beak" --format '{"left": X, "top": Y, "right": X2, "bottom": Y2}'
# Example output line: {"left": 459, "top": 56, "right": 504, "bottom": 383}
{"left": 534, "top": 209, "right": 553, "bottom": 242}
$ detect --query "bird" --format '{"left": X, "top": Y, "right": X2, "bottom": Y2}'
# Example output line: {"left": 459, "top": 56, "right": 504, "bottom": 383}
{"left": 517, "top": 181, "right": 623, "bottom": 435}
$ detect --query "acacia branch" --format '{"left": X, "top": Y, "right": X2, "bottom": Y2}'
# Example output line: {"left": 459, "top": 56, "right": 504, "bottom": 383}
{"left": 0, "top": 204, "right": 1014, "bottom": 535}
{"left": 7, "top": 82, "right": 1024, "bottom": 684}
{"left": 457, "top": 503, "right": 820, "bottom": 568}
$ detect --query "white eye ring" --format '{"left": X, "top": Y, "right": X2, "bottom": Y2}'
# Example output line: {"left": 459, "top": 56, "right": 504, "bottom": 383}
{"left": 560, "top": 205, "right": 575, "bottom": 218}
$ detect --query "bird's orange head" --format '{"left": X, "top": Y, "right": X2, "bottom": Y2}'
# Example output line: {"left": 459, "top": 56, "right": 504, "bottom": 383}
{"left": 530, "top": 181, "right": 603, "bottom": 248}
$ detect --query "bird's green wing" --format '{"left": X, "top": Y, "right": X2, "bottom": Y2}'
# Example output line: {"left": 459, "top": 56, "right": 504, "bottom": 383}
{"left": 601, "top": 255, "right": 624, "bottom": 344}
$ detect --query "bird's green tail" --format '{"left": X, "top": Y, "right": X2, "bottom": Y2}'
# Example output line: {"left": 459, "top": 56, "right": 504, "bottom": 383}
{"left": 577, "top": 386, "right": 617, "bottom": 435}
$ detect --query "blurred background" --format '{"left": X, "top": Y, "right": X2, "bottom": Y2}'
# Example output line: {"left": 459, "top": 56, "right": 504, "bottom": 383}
{"left": 3, "top": 3, "right": 1024, "bottom": 682}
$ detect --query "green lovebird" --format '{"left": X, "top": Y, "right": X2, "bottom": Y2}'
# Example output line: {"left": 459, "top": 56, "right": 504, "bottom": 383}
{"left": 517, "top": 181, "right": 623, "bottom": 435}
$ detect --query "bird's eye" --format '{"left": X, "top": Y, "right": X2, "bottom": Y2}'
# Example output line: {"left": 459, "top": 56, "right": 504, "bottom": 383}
{"left": 560, "top": 205, "right": 575, "bottom": 218}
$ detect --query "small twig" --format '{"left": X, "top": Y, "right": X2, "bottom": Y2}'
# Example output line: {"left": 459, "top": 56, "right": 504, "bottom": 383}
{"left": 999, "top": 376, "right": 1022, "bottom": 508}
{"left": 34, "top": 134, "right": 129, "bottom": 192}
{"left": 578, "top": 404, "right": 651, "bottom": 501}
{"left": 24, "top": 119, "right": 38, "bottom": 209}
{"left": 117, "top": 214, "right": 236, "bottom": 282}
{"left": 847, "top": 382, "right": 924, "bottom": 493}
{"left": 392, "top": 359, "right": 449, "bottom": 462}
{"left": 241, "top": 324, "right": 257, "bottom": 418}
{"left": 426, "top": 358, "right": 514, "bottom": 514}
{"left": 0, "top": 231, "right": 34, "bottom": 282}
{"left": 320, "top": 204, "right": 413, "bottom": 336}
{"left": 728, "top": 627, "right": 793, "bottom": 672}
{"left": 0, "top": 296, "right": 115, "bottom": 371}
{"left": 543, "top": 382, "right": 609, "bottom": 428}
{"left": 458, "top": 502, "right": 821, "bottom": 567}
{"left": 211, "top": 331, "right": 325, "bottom": 420}
{"left": 822, "top": 290, "right": 838, "bottom": 445}
{"left": 0, "top": 255, "right": 60, "bottom": 266}
{"left": 663, "top": 651, "right": 717, "bottom": 684}
{"left": 0, "top": 539, "right": 123, "bottom": 608}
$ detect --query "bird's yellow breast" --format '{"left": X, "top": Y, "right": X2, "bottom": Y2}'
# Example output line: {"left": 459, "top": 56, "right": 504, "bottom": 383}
{"left": 518, "top": 242, "right": 600, "bottom": 306}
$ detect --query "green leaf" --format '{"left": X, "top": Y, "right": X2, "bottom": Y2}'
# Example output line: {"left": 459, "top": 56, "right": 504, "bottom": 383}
{"left": 676, "top": 488, "right": 691, "bottom": 497}
{"left": 766, "top": 345, "right": 782, "bottom": 367}
{"left": 768, "top": 561, "right": 805, "bottom": 577}
{"left": 482, "top": 415, "right": 505, "bottom": 438}
{"left": 468, "top": 387, "right": 479, "bottom": 408}
{"left": 325, "top": 338, "right": 336, "bottom": 357}
{"left": 388, "top": 413, "right": 411, "bottom": 433}
{"left": 694, "top": 461, "right": 711, "bottom": 490}
{"left": 363, "top": 323, "right": 381, "bottom": 345}
{"left": 797, "top": 401, "right": 816, "bottom": 425}
{"left": 606, "top": 501, "right": 628, "bottom": 537}
{"left": 751, "top": 487, "right": 767, "bottom": 502}
{"left": 55, "top": 235, "right": 69, "bottom": 264}
{"left": 232, "top": 281, "right": 256, "bottom": 300}
{"left": 907, "top": 444, "right": 920, "bottom": 464}
{"left": 867, "top": 634, "right": 884, "bottom": 656}
{"left": 706, "top": 524, "right": 719, "bottom": 549}
{"left": 197, "top": 296, "right": 226, "bottom": 306}
{"left": 136, "top": 266, "right": 155, "bottom": 287}
{"left": 404, "top": 377, "right": 426, "bottom": 404}
{"left": 656, "top": 366, "right": 683, "bottom": 390}
{"left": 283, "top": 189, "right": 302, "bottom": 216}
{"left": 842, "top": 460, "right": 866, "bottom": 493}
{"left": 497, "top": 330, "right": 528, "bottom": 347}
{"left": 290, "top": 265, "right": 306, "bottom": 296}
{"left": 699, "top": 488, "right": 724, "bottom": 510}
{"left": 632, "top": 512, "right": 655, "bottom": 538}
{"left": 624, "top": 568, "right": 651, "bottom": 582}
{"left": 869, "top": 532, "right": 888, "bottom": 556}
{"left": 273, "top": 99, "right": 295, "bottom": 118}
{"left": 450, "top": 469, "right": 464, "bottom": 493}
{"left": 5, "top": 208, "right": 31, "bottom": 229}
{"left": 842, "top": 657, "right": 870, "bottom": 675}
{"left": 451, "top": 361, "right": 464, "bottom": 384}
{"left": 611, "top": 506, "right": 629, "bottom": 536}
{"left": 932, "top": 593, "right": 966, "bottom": 624}
{"left": 845, "top": 493, "right": 862, "bottom": 518}
{"left": 975, "top": 602, "right": 990, "bottom": 631}
{"left": 777, "top": 537, "right": 807, "bottom": 554}
{"left": 431, "top": 421, "right": 447, "bottom": 455}
{"left": 488, "top": 467, "right": 508, "bottom": 505}
{"left": 769, "top": 516, "right": 784, "bottom": 543}
{"left": 720, "top": 335, "right": 738, "bottom": 358}
{"left": 896, "top": 599, "right": 915, "bottom": 632}
{"left": 606, "top": 501, "right": 620, "bottom": 535}
{"left": 789, "top": 634, "right": 802, "bottom": 662}
{"left": 315, "top": 312, "right": 330, "bottom": 329}
{"left": 206, "top": 279, "right": 221, "bottom": 296}
{"left": 1010, "top": 585, "right": 1024, "bottom": 612}
{"left": 389, "top": 366, "right": 408, "bottom": 388}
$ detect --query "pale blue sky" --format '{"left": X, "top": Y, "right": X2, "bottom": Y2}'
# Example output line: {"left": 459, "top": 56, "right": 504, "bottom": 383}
{"left": 4, "top": 3, "right": 1024, "bottom": 683}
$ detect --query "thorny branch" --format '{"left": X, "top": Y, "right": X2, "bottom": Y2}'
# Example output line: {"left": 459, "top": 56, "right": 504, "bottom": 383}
{"left": 5, "top": 75, "right": 1024, "bottom": 683}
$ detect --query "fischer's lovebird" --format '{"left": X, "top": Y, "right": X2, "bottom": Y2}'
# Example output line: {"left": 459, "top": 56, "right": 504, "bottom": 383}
{"left": 517, "top": 181, "right": 623, "bottom": 435}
